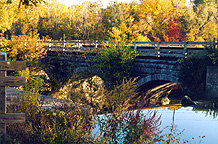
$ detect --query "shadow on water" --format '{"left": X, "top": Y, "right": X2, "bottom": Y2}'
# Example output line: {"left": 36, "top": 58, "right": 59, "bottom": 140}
{"left": 135, "top": 80, "right": 183, "bottom": 107}
{"left": 136, "top": 80, "right": 218, "bottom": 118}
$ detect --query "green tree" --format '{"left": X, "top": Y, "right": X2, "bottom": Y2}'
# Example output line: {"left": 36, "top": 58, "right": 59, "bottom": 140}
{"left": 11, "top": 4, "right": 44, "bottom": 36}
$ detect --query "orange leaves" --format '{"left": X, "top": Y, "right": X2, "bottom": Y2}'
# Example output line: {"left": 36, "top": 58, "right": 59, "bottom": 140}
{"left": 164, "top": 19, "right": 185, "bottom": 42}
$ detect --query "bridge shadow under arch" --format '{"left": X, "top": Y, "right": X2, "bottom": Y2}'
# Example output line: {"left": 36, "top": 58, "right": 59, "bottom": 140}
{"left": 135, "top": 74, "right": 183, "bottom": 106}
{"left": 137, "top": 74, "right": 180, "bottom": 88}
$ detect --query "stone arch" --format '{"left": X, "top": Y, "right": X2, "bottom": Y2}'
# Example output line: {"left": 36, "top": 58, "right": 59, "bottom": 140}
{"left": 137, "top": 74, "right": 180, "bottom": 87}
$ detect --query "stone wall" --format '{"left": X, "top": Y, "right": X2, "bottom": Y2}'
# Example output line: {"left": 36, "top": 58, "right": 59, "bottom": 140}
{"left": 40, "top": 51, "right": 95, "bottom": 83}
{"left": 206, "top": 66, "right": 218, "bottom": 98}
{"left": 41, "top": 50, "right": 182, "bottom": 88}
{"left": 132, "top": 56, "right": 181, "bottom": 87}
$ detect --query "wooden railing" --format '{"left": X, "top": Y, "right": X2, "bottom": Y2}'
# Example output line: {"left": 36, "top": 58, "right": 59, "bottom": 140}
{"left": 42, "top": 40, "right": 211, "bottom": 58}
{"left": 1, "top": 39, "right": 214, "bottom": 58}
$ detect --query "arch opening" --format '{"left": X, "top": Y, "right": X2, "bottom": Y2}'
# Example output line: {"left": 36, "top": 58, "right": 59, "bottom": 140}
{"left": 135, "top": 79, "right": 183, "bottom": 107}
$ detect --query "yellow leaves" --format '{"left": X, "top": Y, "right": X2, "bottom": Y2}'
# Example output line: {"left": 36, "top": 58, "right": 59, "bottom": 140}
{"left": 109, "top": 27, "right": 121, "bottom": 40}
{"left": 202, "top": 22, "right": 218, "bottom": 41}
{"left": 135, "top": 34, "right": 150, "bottom": 41}
{"left": 0, "top": 0, "right": 17, "bottom": 32}
{"left": 5, "top": 34, "right": 47, "bottom": 61}
{"left": 109, "top": 22, "right": 128, "bottom": 41}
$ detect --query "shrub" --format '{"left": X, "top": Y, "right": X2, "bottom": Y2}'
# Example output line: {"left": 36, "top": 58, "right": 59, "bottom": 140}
{"left": 7, "top": 93, "right": 95, "bottom": 144}
{"left": 205, "top": 38, "right": 218, "bottom": 65}
{"left": 95, "top": 101, "right": 161, "bottom": 143}
{"left": 0, "top": 34, "right": 46, "bottom": 62}
{"left": 178, "top": 53, "right": 208, "bottom": 99}
{"left": 13, "top": 68, "right": 45, "bottom": 93}
{"left": 178, "top": 39, "right": 218, "bottom": 99}
{"left": 6, "top": 76, "right": 184, "bottom": 144}
{"left": 92, "top": 39, "right": 138, "bottom": 90}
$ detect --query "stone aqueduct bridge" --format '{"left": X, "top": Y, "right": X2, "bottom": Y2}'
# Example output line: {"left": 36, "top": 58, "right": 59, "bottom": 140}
{"left": 41, "top": 40, "right": 207, "bottom": 88}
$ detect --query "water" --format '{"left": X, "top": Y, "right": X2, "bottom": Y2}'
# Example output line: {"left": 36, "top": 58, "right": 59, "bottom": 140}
{"left": 143, "top": 106, "right": 218, "bottom": 143}
{"left": 92, "top": 105, "right": 218, "bottom": 143}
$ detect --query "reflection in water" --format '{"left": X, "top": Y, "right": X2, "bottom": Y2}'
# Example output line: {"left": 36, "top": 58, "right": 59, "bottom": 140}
{"left": 137, "top": 81, "right": 181, "bottom": 107}
{"left": 138, "top": 80, "right": 218, "bottom": 118}
{"left": 137, "top": 81, "right": 218, "bottom": 143}
{"left": 193, "top": 99, "right": 218, "bottom": 119}
{"left": 142, "top": 105, "right": 218, "bottom": 143}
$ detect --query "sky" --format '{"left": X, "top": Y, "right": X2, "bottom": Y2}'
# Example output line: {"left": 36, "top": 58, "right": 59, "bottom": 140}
{"left": 57, "top": 0, "right": 192, "bottom": 8}
{"left": 57, "top": 0, "right": 141, "bottom": 8}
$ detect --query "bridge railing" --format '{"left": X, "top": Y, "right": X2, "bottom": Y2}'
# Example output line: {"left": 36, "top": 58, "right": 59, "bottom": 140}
{"left": 128, "top": 41, "right": 209, "bottom": 58}
{"left": 42, "top": 40, "right": 210, "bottom": 58}
{"left": 1, "top": 39, "right": 212, "bottom": 58}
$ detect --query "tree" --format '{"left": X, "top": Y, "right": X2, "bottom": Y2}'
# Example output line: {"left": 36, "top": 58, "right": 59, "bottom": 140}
{"left": 138, "top": 0, "right": 186, "bottom": 41}
{"left": 11, "top": 3, "right": 44, "bottom": 36}
{"left": 180, "top": 3, "right": 218, "bottom": 41}
{"left": 164, "top": 18, "right": 185, "bottom": 41}
{"left": 0, "top": 0, "right": 17, "bottom": 33}
{"left": 18, "top": 0, "right": 44, "bottom": 8}
{"left": 192, "top": 0, "right": 218, "bottom": 6}
{"left": 102, "top": 2, "right": 125, "bottom": 39}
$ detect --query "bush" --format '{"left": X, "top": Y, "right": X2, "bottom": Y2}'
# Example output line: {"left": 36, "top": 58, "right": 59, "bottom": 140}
{"left": 0, "top": 34, "right": 46, "bottom": 62}
{"left": 13, "top": 68, "right": 45, "bottom": 93}
{"left": 7, "top": 93, "right": 95, "bottom": 144}
{"left": 205, "top": 38, "right": 218, "bottom": 65}
{"left": 178, "top": 39, "right": 218, "bottom": 99}
{"left": 178, "top": 53, "right": 209, "bottom": 100}
{"left": 92, "top": 39, "right": 138, "bottom": 90}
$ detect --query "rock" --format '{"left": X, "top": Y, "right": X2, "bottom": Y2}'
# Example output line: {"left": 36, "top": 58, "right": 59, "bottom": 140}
{"left": 161, "top": 97, "right": 170, "bottom": 105}
{"left": 181, "top": 96, "right": 197, "bottom": 107}
{"left": 149, "top": 97, "right": 170, "bottom": 106}
{"left": 53, "top": 75, "right": 105, "bottom": 109}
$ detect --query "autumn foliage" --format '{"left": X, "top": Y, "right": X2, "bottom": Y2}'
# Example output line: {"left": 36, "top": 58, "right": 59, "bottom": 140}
{"left": 0, "top": 0, "right": 217, "bottom": 42}
{"left": 164, "top": 19, "right": 185, "bottom": 42}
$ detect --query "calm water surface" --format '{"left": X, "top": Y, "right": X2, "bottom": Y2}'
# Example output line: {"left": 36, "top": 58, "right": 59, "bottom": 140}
{"left": 146, "top": 106, "right": 218, "bottom": 143}
{"left": 93, "top": 105, "right": 218, "bottom": 143}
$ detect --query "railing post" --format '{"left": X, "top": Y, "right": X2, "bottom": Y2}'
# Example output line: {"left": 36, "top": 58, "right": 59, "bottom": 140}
{"left": 157, "top": 41, "right": 160, "bottom": 57}
{"left": 49, "top": 40, "right": 52, "bottom": 50}
{"left": 95, "top": 40, "right": 98, "bottom": 49}
{"left": 184, "top": 41, "right": 187, "bottom": 58}
{"left": 134, "top": 41, "right": 137, "bottom": 53}
{"left": 63, "top": 40, "right": 66, "bottom": 51}
{"left": 77, "top": 40, "right": 80, "bottom": 51}
{"left": 63, "top": 40, "right": 66, "bottom": 48}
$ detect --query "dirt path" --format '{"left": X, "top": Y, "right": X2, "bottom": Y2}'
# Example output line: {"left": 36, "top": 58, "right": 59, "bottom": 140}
{"left": 6, "top": 87, "right": 66, "bottom": 109}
